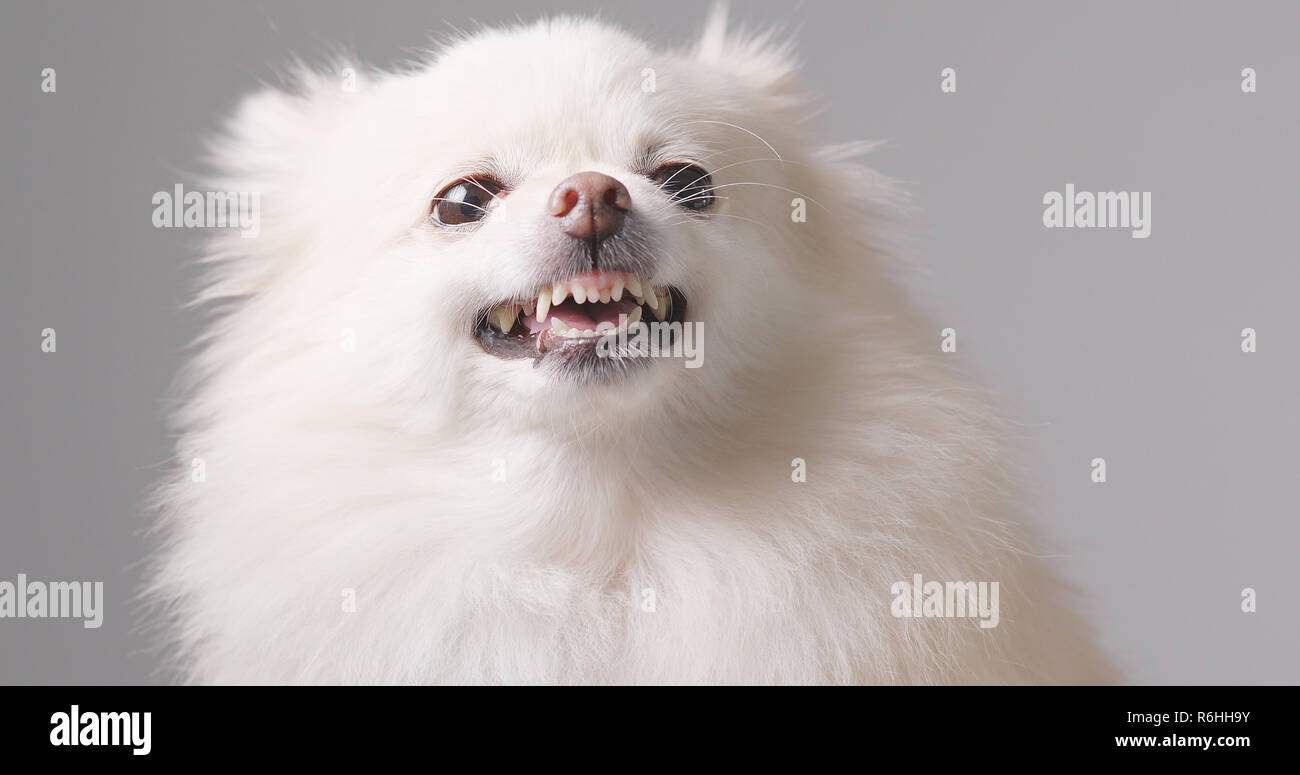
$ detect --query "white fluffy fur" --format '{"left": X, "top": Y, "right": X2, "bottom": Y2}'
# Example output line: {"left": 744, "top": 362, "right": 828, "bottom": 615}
{"left": 147, "top": 11, "right": 1116, "bottom": 684}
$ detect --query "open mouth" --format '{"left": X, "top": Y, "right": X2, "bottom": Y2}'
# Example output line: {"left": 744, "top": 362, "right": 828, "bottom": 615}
{"left": 474, "top": 269, "right": 688, "bottom": 362}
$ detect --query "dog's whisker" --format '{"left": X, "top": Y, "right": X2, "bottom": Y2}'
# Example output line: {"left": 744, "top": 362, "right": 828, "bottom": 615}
{"left": 669, "top": 192, "right": 730, "bottom": 209}
{"left": 428, "top": 198, "right": 492, "bottom": 216}
{"left": 681, "top": 119, "right": 783, "bottom": 162}
{"left": 650, "top": 146, "right": 766, "bottom": 194}
{"left": 695, "top": 157, "right": 810, "bottom": 181}
{"left": 667, "top": 211, "right": 783, "bottom": 238}
{"left": 687, "top": 182, "right": 827, "bottom": 210}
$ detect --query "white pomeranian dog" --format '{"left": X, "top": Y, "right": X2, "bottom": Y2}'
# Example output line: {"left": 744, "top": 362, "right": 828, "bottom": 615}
{"left": 148, "top": 9, "right": 1116, "bottom": 684}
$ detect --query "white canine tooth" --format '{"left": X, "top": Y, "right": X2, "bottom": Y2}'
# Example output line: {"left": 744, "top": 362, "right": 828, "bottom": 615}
{"left": 651, "top": 294, "right": 669, "bottom": 320}
{"left": 493, "top": 306, "right": 517, "bottom": 332}
{"left": 550, "top": 317, "right": 568, "bottom": 332}
{"left": 626, "top": 307, "right": 642, "bottom": 327}
{"left": 572, "top": 283, "right": 587, "bottom": 304}
{"left": 645, "top": 289, "right": 660, "bottom": 313}
{"left": 598, "top": 288, "right": 611, "bottom": 303}
{"left": 536, "top": 288, "right": 552, "bottom": 322}
{"left": 625, "top": 275, "right": 642, "bottom": 300}
{"left": 611, "top": 277, "right": 625, "bottom": 301}
{"left": 552, "top": 282, "right": 569, "bottom": 304}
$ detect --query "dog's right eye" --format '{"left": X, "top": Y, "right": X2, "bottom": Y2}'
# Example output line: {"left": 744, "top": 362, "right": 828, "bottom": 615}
{"left": 430, "top": 177, "right": 504, "bottom": 226}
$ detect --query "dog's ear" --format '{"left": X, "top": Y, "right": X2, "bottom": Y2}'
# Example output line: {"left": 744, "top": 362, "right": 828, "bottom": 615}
{"left": 692, "top": 4, "right": 804, "bottom": 113}
{"left": 196, "top": 65, "right": 355, "bottom": 302}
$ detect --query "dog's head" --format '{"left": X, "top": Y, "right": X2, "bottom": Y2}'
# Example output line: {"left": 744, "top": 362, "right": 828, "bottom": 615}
{"left": 201, "top": 12, "right": 883, "bottom": 436}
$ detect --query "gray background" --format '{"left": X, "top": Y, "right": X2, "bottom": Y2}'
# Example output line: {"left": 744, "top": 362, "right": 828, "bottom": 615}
{"left": 1, "top": 0, "right": 1296, "bottom": 684}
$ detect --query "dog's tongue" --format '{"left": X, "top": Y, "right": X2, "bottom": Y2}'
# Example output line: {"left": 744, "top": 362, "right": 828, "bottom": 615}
{"left": 523, "top": 298, "right": 640, "bottom": 333}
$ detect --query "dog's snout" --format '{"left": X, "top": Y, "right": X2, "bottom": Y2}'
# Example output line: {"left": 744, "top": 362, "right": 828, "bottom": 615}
{"left": 547, "top": 171, "right": 630, "bottom": 242}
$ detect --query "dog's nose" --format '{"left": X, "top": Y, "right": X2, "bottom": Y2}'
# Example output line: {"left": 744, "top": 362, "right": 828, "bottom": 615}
{"left": 547, "top": 171, "right": 630, "bottom": 242}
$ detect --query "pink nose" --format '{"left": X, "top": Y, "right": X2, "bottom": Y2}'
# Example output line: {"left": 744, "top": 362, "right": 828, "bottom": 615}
{"left": 547, "top": 171, "right": 631, "bottom": 242}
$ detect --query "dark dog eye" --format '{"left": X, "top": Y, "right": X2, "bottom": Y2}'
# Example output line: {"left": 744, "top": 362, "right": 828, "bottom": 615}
{"left": 651, "top": 164, "right": 715, "bottom": 211}
{"left": 430, "top": 177, "right": 504, "bottom": 225}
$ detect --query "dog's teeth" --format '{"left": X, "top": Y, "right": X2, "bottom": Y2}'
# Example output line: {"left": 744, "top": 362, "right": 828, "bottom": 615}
{"left": 536, "top": 288, "right": 552, "bottom": 322}
{"left": 650, "top": 294, "right": 669, "bottom": 320}
{"left": 489, "top": 306, "right": 516, "bottom": 333}
{"left": 527, "top": 273, "right": 665, "bottom": 333}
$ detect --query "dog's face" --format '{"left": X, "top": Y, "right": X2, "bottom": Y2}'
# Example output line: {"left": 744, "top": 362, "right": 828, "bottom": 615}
{"left": 217, "top": 18, "right": 828, "bottom": 433}
{"left": 414, "top": 24, "right": 714, "bottom": 383}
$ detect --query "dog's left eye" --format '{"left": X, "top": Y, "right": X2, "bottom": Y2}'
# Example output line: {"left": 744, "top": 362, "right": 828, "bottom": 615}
{"left": 651, "top": 164, "right": 715, "bottom": 211}
{"left": 430, "top": 177, "right": 504, "bottom": 226}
